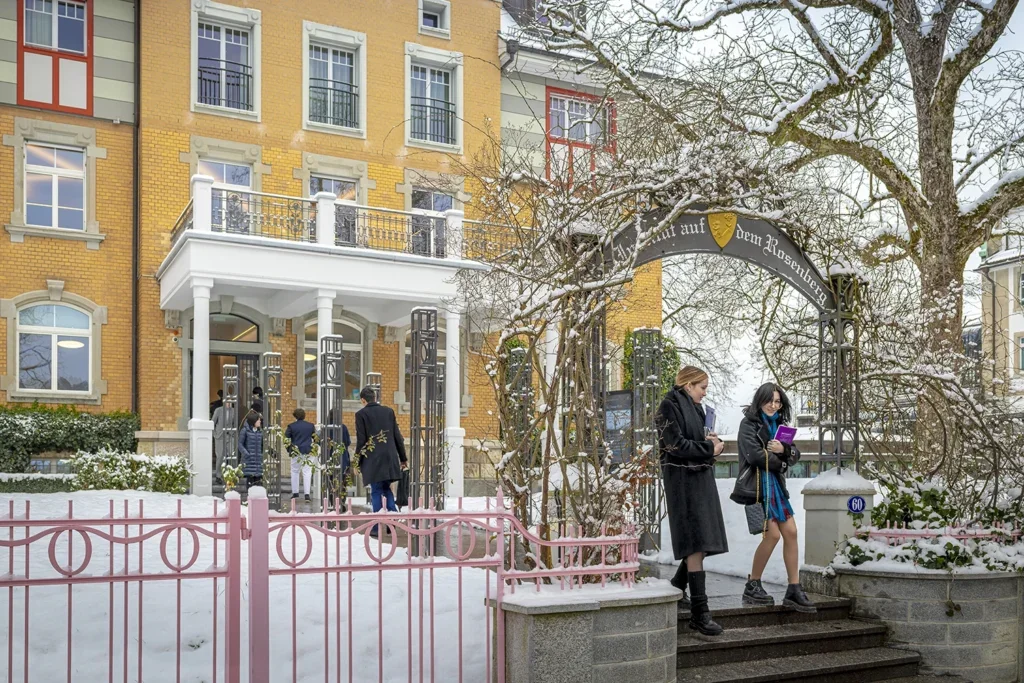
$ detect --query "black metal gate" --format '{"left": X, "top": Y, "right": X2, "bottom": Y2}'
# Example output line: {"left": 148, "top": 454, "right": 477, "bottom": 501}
{"left": 260, "top": 352, "right": 283, "bottom": 509}
{"left": 819, "top": 272, "right": 861, "bottom": 471}
{"left": 221, "top": 363, "right": 240, "bottom": 492}
{"left": 409, "top": 308, "right": 445, "bottom": 512}
{"left": 631, "top": 328, "right": 663, "bottom": 552}
{"left": 319, "top": 335, "right": 347, "bottom": 511}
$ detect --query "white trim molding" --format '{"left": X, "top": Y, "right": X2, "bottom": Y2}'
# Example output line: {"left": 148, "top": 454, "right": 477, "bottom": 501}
{"left": 1, "top": 284, "right": 109, "bottom": 404}
{"left": 418, "top": 0, "right": 452, "bottom": 40}
{"left": 404, "top": 42, "right": 464, "bottom": 154}
{"left": 301, "top": 21, "right": 367, "bottom": 139}
{"left": 2, "top": 117, "right": 108, "bottom": 249}
{"left": 293, "top": 152, "right": 375, "bottom": 204}
{"left": 190, "top": 0, "right": 262, "bottom": 122}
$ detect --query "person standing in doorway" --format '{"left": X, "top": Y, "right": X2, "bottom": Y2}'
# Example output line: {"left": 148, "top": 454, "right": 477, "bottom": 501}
{"left": 657, "top": 366, "right": 728, "bottom": 636}
{"left": 210, "top": 389, "right": 224, "bottom": 418}
{"left": 354, "top": 386, "right": 407, "bottom": 538}
{"left": 285, "top": 408, "right": 316, "bottom": 501}
{"left": 212, "top": 402, "right": 227, "bottom": 484}
{"left": 238, "top": 412, "right": 264, "bottom": 489}
{"left": 730, "top": 383, "right": 815, "bottom": 612}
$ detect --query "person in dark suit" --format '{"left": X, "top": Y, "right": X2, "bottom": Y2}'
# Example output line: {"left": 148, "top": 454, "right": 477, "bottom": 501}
{"left": 354, "top": 386, "right": 407, "bottom": 537}
{"left": 285, "top": 408, "right": 316, "bottom": 501}
{"left": 209, "top": 389, "right": 224, "bottom": 418}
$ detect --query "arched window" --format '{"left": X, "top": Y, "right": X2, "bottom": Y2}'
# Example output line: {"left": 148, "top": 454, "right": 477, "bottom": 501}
{"left": 304, "top": 318, "right": 363, "bottom": 400}
{"left": 17, "top": 303, "right": 91, "bottom": 392}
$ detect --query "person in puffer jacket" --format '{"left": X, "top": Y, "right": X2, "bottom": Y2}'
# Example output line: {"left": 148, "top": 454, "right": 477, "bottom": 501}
{"left": 238, "top": 412, "right": 264, "bottom": 487}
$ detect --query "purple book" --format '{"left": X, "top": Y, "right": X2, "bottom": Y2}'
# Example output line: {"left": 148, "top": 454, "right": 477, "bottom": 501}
{"left": 775, "top": 425, "right": 797, "bottom": 445}
{"left": 703, "top": 406, "right": 716, "bottom": 432}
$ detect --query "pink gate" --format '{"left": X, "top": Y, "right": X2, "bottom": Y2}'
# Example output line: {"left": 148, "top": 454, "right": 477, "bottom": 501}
{"left": 0, "top": 490, "right": 639, "bottom": 683}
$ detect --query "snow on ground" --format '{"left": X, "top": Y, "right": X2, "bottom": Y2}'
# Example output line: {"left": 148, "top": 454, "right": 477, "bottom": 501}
{"left": 654, "top": 478, "right": 812, "bottom": 586}
{"left": 0, "top": 490, "right": 497, "bottom": 682}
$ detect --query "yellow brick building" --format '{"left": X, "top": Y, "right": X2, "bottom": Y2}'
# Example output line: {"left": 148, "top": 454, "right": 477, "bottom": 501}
{"left": 1, "top": 0, "right": 663, "bottom": 496}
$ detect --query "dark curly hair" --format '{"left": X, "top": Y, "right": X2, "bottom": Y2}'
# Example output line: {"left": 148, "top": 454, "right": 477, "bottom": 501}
{"left": 742, "top": 382, "right": 792, "bottom": 424}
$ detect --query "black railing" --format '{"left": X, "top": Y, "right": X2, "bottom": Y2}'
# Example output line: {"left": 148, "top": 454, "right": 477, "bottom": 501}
{"left": 309, "top": 78, "right": 359, "bottom": 129}
{"left": 197, "top": 58, "right": 253, "bottom": 111}
{"left": 334, "top": 206, "right": 447, "bottom": 258}
{"left": 410, "top": 96, "right": 456, "bottom": 146}
{"left": 211, "top": 189, "right": 316, "bottom": 243}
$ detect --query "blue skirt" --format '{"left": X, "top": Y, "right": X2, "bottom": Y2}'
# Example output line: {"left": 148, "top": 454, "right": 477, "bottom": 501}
{"left": 761, "top": 471, "right": 793, "bottom": 523}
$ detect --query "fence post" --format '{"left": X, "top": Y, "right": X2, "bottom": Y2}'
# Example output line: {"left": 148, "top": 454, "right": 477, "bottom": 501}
{"left": 225, "top": 493, "right": 242, "bottom": 683}
{"left": 496, "top": 488, "right": 506, "bottom": 683}
{"left": 247, "top": 489, "right": 270, "bottom": 683}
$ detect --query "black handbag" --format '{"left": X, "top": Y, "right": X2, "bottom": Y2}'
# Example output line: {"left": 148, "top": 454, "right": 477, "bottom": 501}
{"left": 396, "top": 470, "right": 410, "bottom": 509}
{"left": 745, "top": 503, "right": 766, "bottom": 535}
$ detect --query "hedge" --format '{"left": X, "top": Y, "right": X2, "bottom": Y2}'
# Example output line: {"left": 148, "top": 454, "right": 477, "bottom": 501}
{"left": 0, "top": 473, "right": 77, "bottom": 494}
{"left": 0, "top": 404, "right": 140, "bottom": 473}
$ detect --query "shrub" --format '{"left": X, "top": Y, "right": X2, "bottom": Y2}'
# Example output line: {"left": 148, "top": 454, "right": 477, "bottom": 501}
{"left": 0, "top": 404, "right": 139, "bottom": 473}
{"left": 0, "top": 473, "right": 77, "bottom": 494}
{"left": 68, "top": 449, "right": 193, "bottom": 494}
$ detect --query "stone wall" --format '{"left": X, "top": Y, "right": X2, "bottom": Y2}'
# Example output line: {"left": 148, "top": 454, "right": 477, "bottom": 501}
{"left": 500, "top": 584, "right": 680, "bottom": 683}
{"left": 832, "top": 568, "right": 1024, "bottom": 683}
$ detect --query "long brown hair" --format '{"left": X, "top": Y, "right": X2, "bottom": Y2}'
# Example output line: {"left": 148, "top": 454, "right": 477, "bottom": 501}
{"left": 675, "top": 365, "right": 709, "bottom": 388}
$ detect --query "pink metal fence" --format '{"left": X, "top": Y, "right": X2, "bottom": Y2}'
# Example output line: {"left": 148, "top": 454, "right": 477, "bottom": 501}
{"left": 863, "top": 520, "right": 1023, "bottom": 545}
{"left": 0, "top": 490, "right": 639, "bottom": 683}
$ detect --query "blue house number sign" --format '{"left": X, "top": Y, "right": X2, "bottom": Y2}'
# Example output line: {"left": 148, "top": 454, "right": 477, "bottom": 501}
{"left": 847, "top": 496, "right": 866, "bottom": 514}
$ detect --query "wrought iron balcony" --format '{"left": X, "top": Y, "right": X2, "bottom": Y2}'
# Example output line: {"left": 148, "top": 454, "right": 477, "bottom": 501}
{"left": 410, "top": 96, "right": 457, "bottom": 146}
{"left": 309, "top": 78, "right": 359, "bottom": 129}
{"left": 197, "top": 58, "right": 253, "bottom": 111}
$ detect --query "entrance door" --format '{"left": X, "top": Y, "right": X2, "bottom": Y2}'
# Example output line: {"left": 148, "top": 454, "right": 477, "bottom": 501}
{"left": 190, "top": 352, "right": 261, "bottom": 425}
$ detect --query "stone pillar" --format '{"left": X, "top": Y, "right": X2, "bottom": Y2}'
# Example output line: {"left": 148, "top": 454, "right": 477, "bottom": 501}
{"left": 801, "top": 466, "right": 875, "bottom": 567}
{"left": 498, "top": 584, "right": 680, "bottom": 683}
{"left": 445, "top": 308, "right": 465, "bottom": 497}
{"left": 189, "top": 277, "right": 215, "bottom": 497}
{"left": 191, "top": 175, "right": 214, "bottom": 232}
{"left": 314, "top": 191, "right": 337, "bottom": 247}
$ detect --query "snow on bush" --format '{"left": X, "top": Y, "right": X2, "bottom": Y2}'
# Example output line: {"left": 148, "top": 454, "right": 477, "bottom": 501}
{"left": 68, "top": 448, "right": 194, "bottom": 494}
{"left": 0, "top": 405, "right": 138, "bottom": 472}
{"left": 835, "top": 468, "right": 1024, "bottom": 573}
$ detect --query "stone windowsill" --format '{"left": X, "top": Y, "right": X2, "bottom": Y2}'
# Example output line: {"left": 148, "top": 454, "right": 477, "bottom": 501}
{"left": 6, "top": 223, "right": 106, "bottom": 249}
{"left": 6, "top": 389, "right": 102, "bottom": 405}
{"left": 193, "top": 102, "right": 260, "bottom": 123}
{"left": 303, "top": 120, "right": 366, "bottom": 139}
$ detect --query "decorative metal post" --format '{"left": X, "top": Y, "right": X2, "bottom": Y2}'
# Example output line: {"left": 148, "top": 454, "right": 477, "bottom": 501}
{"left": 587, "top": 310, "right": 608, "bottom": 457}
{"left": 366, "top": 372, "right": 382, "bottom": 403}
{"left": 631, "top": 328, "right": 663, "bottom": 553}
{"left": 222, "top": 363, "right": 240, "bottom": 492}
{"left": 409, "top": 308, "right": 444, "bottom": 516}
{"left": 260, "top": 352, "right": 283, "bottom": 509}
{"left": 318, "top": 335, "right": 347, "bottom": 511}
{"left": 819, "top": 271, "right": 861, "bottom": 473}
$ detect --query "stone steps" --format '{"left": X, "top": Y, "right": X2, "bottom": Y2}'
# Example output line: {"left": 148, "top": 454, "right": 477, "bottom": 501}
{"left": 676, "top": 619, "right": 888, "bottom": 668}
{"left": 674, "top": 591, "right": 973, "bottom": 683}
{"left": 676, "top": 647, "right": 921, "bottom": 683}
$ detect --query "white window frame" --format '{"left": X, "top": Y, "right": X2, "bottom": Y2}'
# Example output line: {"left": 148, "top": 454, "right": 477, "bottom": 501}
{"left": 418, "top": 0, "right": 451, "bottom": 39}
{"left": 308, "top": 174, "right": 360, "bottom": 245}
{"left": 302, "top": 22, "right": 367, "bottom": 138}
{"left": 404, "top": 42, "right": 463, "bottom": 153}
{"left": 190, "top": 1, "right": 261, "bottom": 122}
{"left": 299, "top": 316, "right": 370, "bottom": 408}
{"left": 1019, "top": 337, "right": 1024, "bottom": 373}
{"left": 24, "top": 0, "right": 88, "bottom": 55}
{"left": 15, "top": 302, "right": 92, "bottom": 395}
{"left": 23, "top": 142, "right": 86, "bottom": 232}
{"left": 199, "top": 158, "right": 253, "bottom": 233}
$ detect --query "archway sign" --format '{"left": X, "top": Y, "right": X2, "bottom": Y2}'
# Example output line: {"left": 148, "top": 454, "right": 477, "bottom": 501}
{"left": 610, "top": 208, "right": 836, "bottom": 312}
{"left": 608, "top": 208, "right": 860, "bottom": 550}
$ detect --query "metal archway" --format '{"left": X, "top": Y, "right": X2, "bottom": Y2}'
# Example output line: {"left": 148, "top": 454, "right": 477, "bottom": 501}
{"left": 613, "top": 209, "right": 861, "bottom": 551}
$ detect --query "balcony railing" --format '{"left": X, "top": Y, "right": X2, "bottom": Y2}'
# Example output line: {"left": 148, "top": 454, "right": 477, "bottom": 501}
{"left": 197, "top": 58, "right": 253, "bottom": 111}
{"left": 309, "top": 78, "right": 359, "bottom": 129}
{"left": 410, "top": 96, "right": 456, "bottom": 146}
{"left": 211, "top": 189, "right": 317, "bottom": 243}
{"left": 175, "top": 177, "right": 470, "bottom": 262}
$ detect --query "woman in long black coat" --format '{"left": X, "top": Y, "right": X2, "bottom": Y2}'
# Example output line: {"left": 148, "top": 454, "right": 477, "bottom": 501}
{"left": 657, "top": 365, "right": 728, "bottom": 636}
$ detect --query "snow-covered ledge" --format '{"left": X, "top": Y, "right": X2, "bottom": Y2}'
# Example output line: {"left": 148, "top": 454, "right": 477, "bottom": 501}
{"left": 493, "top": 580, "right": 680, "bottom": 683}
{"left": 801, "top": 466, "right": 876, "bottom": 567}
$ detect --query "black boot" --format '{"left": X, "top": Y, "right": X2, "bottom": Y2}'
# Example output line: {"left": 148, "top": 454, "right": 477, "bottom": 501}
{"left": 783, "top": 583, "right": 817, "bottom": 613}
{"left": 687, "top": 571, "right": 724, "bottom": 636}
{"left": 742, "top": 576, "right": 774, "bottom": 606}
{"left": 670, "top": 563, "right": 690, "bottom": 608}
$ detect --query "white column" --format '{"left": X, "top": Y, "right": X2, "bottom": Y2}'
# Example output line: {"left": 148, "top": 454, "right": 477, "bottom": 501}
{"left": 543, "top": 320, "right": 562, "bottom": 447}
{"left": 191, "top": 175, "right": 215, "bottom": 233}
{"left": 314, "top": 191, "right": 337, "bottom": 246}
{"left": 444, "top": 308, "right": 465, "bottom": 498}
{"left": 189, "top": 277, "right": 215, "bottom": 497}
{"left": 444, "top": 208, "right": 464, "bottom": 260}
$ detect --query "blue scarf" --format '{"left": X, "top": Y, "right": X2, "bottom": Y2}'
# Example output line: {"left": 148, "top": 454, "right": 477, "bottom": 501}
{"left": 761, "top": 412, "right": 779, "bottom": 440}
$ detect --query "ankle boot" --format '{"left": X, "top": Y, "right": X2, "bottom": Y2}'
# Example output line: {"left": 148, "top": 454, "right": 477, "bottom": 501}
{"left": 783, "top": 583, "right": 817, "bottom": 613}
{"left": 742, "top": 576, "right": 774, "bottom": 605}
{"left": 686, "top": 571, "right": 724, "bottom": 636}
{"left": 670, "top": 563, "right": 690, "bottom": 607}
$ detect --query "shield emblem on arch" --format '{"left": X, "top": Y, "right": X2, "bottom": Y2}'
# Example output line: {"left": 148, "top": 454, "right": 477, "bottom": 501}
{"left": 708, "top": 213, "right": 737, "bottom": 249}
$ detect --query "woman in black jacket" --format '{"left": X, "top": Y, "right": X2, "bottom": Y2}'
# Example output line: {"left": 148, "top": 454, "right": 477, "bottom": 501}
{"left": 657, "top": 365, "right": 728, "bottom": 636}
{"left": 729, "top": 383, "right": 815, "bottom": 612}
